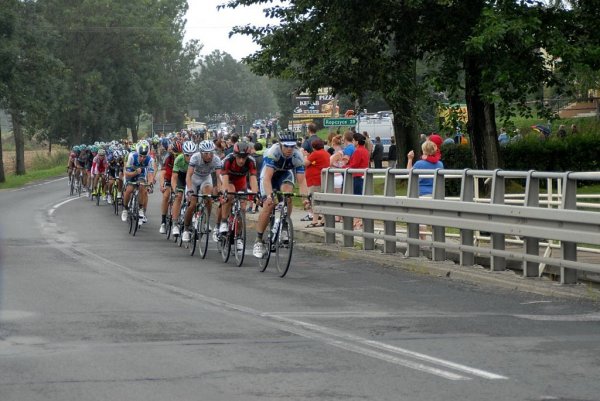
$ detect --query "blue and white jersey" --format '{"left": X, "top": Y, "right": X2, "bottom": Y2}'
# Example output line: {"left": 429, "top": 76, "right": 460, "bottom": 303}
{"left": 262, "top": 144, "right": 305, "bottom": 174}
{"left": 126, "top": 152, "right": 155, "bottom": 179}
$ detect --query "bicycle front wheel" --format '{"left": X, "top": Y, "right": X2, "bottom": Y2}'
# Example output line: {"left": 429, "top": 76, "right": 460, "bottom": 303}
{"left": 189, "top": 220, "right": 198, "bottom": 255}
{"left": 258, "top": 219, "right": 273, "bottom": 272}
{"left": 220, "top": 226, "right": 231, "bottom": 263}
{"left": 233, "top": 212, "right": 246, "bottom": 267}
{"left": 275, "top": 216, "right": 294, "bottom": 277}
{"left": 198, "top": 210, "right": 210, "bottom": 259}
{"left": 70, "top": 176, "right": 75, "bottom": 196}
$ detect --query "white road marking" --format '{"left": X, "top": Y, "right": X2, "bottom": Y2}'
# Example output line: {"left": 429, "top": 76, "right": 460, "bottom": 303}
{"left": 515, "top": 313, "right": 600, "bottom": 322}
{"left": 520, "top": 301, "right": 552, "bottom": 305}
{"left": 49, "top": 197, "right": 81, "bottom": 216}
{"left": 11, "top": 177, "right": 67, "bottom": 192}
{"left": 46, "top": 199, "right": 507, "bottom": 381}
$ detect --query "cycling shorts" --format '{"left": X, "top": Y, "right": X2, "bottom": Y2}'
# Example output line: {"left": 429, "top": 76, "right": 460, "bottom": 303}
{"left": 191, "top": 174, "right": 213, "bottom": 194}
{"left": 259, "top": 170, "right": 294, "bottom": 196}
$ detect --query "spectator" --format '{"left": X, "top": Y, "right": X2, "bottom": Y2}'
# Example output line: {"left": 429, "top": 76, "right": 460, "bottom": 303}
{"left": 387, "top": 136, "right": 397, "bottom": 168}
{"left": 329, "top": 135, "right": 346, "bottom": 221}
{"left": 571, "top": 124, "right": 578, "bottom": 135}
{"left": 443, "top": 132, "right": 455, "bottom": 145}
{"left": 347, "top": 133, "right": 370, "bottom": 229}
{"left": 498, "top": 127, "right": 510, "bottom": 145}
{"left": 424, "top": 133, "right": 443, "bottom": 163}
{"left": 303, "top": 138, "right": 330, "bottom": 227}
{"left": 224, "top": 134, "right": 238, "bottom": 156}
{"left": 407, "top": 140, "right": 444, "bottom": 240}
{"left": 372, "top": 136, "right": 384, "bottom": 168}
{"left": 301, "top": 123, "right": 320, "bottom": 153}
{"left": 363, "top": 131, "right": 374, "bottom": 162}
{"left": 341, "top": 130, "right": 355, "bottom": 164}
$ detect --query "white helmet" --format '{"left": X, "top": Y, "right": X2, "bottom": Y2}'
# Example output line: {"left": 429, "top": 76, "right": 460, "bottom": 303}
{"left": 198, "top": 140, "right": 215, "bottom": 153}
{"left": 182, "top": 141, "right": 197, "bottom": 155}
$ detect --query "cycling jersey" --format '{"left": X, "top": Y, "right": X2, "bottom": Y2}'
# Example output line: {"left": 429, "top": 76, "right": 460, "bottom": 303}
{"left": 76, "top": 150, "right": 88, "bottom": 167}
{"left": 125, "top": 152, "right": 155, "bottom": 182}
{"left": 172, "top": 154, "right": 189, "bottom": 189}
{"left": 189, "top": 153, "right": 222, "bottom": 177}
{"left": 262, "top": 144, "right": 305, "bottom": 174}
{"left": 222, "top": 153, "right": 257, "bottom": 191}
{"left": 161, "top": 153, "right": 176, "bottom": 182}
{"left": 91, "top": 155, "right": 109, "bottom": 175}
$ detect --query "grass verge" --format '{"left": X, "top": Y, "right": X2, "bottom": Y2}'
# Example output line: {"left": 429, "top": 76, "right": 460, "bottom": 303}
{"left": 0, "top": 151, "right": 68, "bottom": 190}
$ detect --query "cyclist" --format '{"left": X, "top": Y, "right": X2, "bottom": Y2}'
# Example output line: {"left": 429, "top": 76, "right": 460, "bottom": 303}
{"left": 121, "top": 141, "right": 155, "bottom": 223}
{"left": 106, "top": 149, "right": 124, "bottom": 204}
{"left": 218, "top": 142, "right": 259, "bottom": 251}
{"left": 75, "top": 145, "right": 89, "bottom": 191}
{"left": 90, "top": 148, "right": 109, "bottom": 199}
{"left": 158, "top": 140, "right": 179, "bottom": 234}
{"left": 67, "top": 146, "right": 78, "bottom": 185}
{"left": 85, "top": 145, "right": 96, "bottom": 192}
{"left": 170, "top": 141, "right": 196, "bottom": 237}
{"left": 182, "top": 140, "right": 223, "bottom": 242}
{"left": 253, "top": 131, "right": 309, "bottom": 259}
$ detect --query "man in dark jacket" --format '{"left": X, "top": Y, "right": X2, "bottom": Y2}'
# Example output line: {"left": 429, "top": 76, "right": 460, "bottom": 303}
{"left": 387, "top": 136, "right": 397, "bottom": 168}
{"left": 372, "top": 136, "right": 384, "bottom": 168}
{"left": 301, "top": 123, "right": 320, "bottom": 153}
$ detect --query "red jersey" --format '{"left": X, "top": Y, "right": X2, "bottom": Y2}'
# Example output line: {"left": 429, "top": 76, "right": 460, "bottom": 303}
{"left": 222, "top": 154, "right": 257, "bottom": 191}
{"left": 162, "top": 153, "right": 175, "bottom": 181}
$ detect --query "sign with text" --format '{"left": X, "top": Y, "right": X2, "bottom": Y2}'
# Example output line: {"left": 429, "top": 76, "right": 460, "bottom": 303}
{"left": 293, "top": 90, "right": 339, "bottom": 118}
{"left": 323, "top": 118, "right": 357, "bottom": 127}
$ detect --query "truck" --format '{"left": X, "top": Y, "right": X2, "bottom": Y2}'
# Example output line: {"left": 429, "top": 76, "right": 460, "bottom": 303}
{"left": 356, "top": 112, "right": 394, "bottom": 159}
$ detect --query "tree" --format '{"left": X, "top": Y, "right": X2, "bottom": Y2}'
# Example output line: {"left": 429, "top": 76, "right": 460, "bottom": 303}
{"left": 225, "top": 0, "right": 462, "bottom": 166}
{"left": 0, "top": 0, "right": 63, "bottom": 175}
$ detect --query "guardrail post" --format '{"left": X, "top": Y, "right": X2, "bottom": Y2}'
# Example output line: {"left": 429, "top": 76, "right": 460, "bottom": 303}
{"left": 560, "top": 172, "right": 578, "bottom": 284}
{"left": 459, "top": 169, "right": 475, "bottom": 266}
{"left": 342, "top": 170, "right": 354, "bottom": 247}
{"left": 323, "top": 168, "right": 336, "bottom": 244}
{"left": 431, "top": 170, "right": 446, "bottom": 261}
{"left": 383, "top": 168, "right": 397, "bottom": 254}
{"left": 522, "top": 171, "right": 540, "bottom": 277}
{"left": 406, "top": 169, "right": 420, "bottom": 257}
{"left": 490, "top": 169, "right": 506, "bottom": 271}
{"left": 362, "top": 169, "right": 375, "bottom": 250}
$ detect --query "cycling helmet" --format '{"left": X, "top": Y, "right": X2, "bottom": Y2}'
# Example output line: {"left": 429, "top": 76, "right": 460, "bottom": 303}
{"left": 152, "top": 136, "right": 159, "bottom": 144}
{"left": 182, "top": 141, "right": 197, "bottom": 155}
{"left": 233, "top": 142, "right": 251, "bottom": 156}
{"left": 172, "top": 141, "right": 183, "bottom": 154}
{"left": 90, "top": 145, "right": 98, "bottom": 153}
{"left": 137, "top": 142, "right": 149, "bottom": 156}
{"left": 198, "top": 140, "right": 215, "bottom": 153}
{"left": 278, "top": 131, "right": 297, "bottom": 146}
{"left": 97, "top": 148, "right": 106, "bottom": 156}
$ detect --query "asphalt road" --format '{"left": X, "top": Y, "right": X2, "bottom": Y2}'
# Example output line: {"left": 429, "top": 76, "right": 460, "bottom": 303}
{"left": 1, "top": 177, "right": 599, "bottom": 401}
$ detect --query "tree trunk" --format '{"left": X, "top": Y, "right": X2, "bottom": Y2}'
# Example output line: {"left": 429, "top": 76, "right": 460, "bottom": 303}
{"left": 11, "top": 111, "right": 26, "bottom": 175}
{"left": 464, "top": 56, "right": 501, "bottom": 170}
{"left": 387, "top": 59, "right": 419, "bottom": 168}
{"left": 0, "top": 119, "right": 5, "bottom": 183}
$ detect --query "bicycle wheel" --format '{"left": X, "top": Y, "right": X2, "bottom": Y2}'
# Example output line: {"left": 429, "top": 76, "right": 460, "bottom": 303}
{"left": 77, "top": 178, "right": 82, "bottom": 197}
{"left": 112, "top": 186, "right": 119, "bottom": 215}
{"left": 95, "top": 183, "right": 101, "bottom": 206}
{"left": 233, "top": 212, "right": 246, "bottom": 267}
{"left": 70, "top": 176, "right": 75, "bottom": 196}
{"left": 128, "top": 205, "right": 134, "bottom": 234}
{"left": 165, "top": 201, "right": 173, "bottom": 240}
{"left": 190, "top": 215, "right": 199, "bottom": 255}
{"left": 132, "top": 198, "right": 140, "bottom": 236}
{"left": 198, "top": 209, "right": 210, "bottom": 259}
{"left": 275, "top": 215, "right": 294, "bottom": 277}
{"left": 258, "top": 217, "right": 274, "bottom": 272}
{"left": 220, "top": 222, "right": 231, "bottom": 263}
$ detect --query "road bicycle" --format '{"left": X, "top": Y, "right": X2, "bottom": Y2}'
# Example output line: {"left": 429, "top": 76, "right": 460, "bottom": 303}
{"left": 126, "top": 182, "right": 151, "bottom": 236}
{"left": 175, "top": 196, "right": 188, "bottom": 247}
{"left": 91, "top": 174, "right": 108, "bottom": 206}
{"left": 70, "top": 169, "right": 83, "bottom": 197}
{"left": 258, "top": 192, "right": 307, "bottom": 278}
{"left": 217, "top": 191, "right": 257, "bottom": 266}
{"left": 164, "top": 190, "right": 176, "bottom": 240}
{"left": 189, "top": 193, "right": 220, "bottom": 258}
{"left": 110, "top": 176, "right": 123, "bottom": 216}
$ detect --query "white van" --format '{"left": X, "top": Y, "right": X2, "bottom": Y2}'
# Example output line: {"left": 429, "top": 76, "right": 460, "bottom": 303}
{"left": 356, "top": 113, "right": 394, "bottom": 159}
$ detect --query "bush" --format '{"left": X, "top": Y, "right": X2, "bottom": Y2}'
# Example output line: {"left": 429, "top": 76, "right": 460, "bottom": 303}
{"left": 32, "top": 151, "right": 69, "bottom": 170}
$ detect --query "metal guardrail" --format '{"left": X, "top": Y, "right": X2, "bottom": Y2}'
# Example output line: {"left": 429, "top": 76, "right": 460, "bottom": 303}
{"left": 314, "top": 168, "right": 600, "bottom": 285}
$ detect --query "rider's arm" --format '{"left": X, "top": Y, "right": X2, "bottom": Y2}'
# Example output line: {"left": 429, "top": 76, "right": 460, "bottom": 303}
{"left": 185, "top": 166, "right": 194, "bottom": 194}
{"left": 262, "top": 166, "right": 274, "bottom": 199}
{"left": 249, "top": 174, "right": 259, "bottom": 194}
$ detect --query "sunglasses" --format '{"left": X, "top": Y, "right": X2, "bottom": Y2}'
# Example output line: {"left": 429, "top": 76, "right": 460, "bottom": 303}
{"left": 282, "top": 144, "right": 295, "bottom": 149}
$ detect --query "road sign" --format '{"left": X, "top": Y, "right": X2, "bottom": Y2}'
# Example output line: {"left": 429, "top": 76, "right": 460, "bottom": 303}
{"left": 323, "top": 118, "right": 357, "bottom": 127}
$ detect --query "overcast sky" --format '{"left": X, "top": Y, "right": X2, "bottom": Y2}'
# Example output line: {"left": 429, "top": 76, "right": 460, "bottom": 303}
{"left": 184, "top": 1, "right": 274, "bottom": 60}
